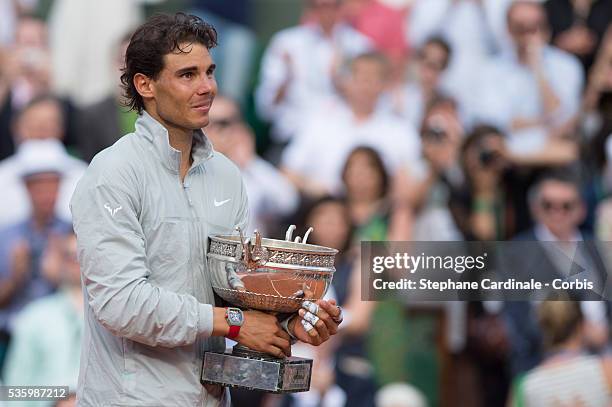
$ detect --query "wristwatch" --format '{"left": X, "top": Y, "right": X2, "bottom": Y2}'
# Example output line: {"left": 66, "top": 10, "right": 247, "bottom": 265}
{"left": 225, "top": 307, "right": 244, "bottom": 339}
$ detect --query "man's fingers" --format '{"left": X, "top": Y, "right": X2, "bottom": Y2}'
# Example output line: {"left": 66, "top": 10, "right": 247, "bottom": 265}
{"left": 300, "top": 310, "right": 329, "bottom": 341}
{"left": 301, "top": 307, "right": 337, "bottom": 335}
{"left": 301, "top": 319, "right": 320, "bottom": 340}
{"left": 271, "top": 335, "right": 291, "bottom": 357}
{"left": 267, "top": 345, "right": 287, "bottom": 359}
{"left": 275, "top": 326, "right": 291, "bottom": 342}
{"left": 318, "top": 300, "right": 342, "bottom": 321}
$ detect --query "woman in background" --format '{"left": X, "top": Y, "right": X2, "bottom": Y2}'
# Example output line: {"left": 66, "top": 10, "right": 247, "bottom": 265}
{"left": 511, "top": 296, "right": 612, "bottom": 406}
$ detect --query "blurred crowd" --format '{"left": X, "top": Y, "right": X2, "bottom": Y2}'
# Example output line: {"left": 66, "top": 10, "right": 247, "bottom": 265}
{"left": 1, "top": 0, "right": 612, "bottom": 406}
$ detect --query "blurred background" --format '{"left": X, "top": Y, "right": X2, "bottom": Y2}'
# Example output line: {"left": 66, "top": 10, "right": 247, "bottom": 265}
{"left": 1, "top": 0, "right": 612, "bottom": 406}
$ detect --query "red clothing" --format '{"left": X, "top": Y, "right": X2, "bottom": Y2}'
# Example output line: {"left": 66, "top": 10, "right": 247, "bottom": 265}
{"left": 350, "top": 0, "right": 410, "bottom": 60}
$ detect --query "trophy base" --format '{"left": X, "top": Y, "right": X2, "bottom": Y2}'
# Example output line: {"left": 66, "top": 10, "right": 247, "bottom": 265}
{"left": 201, "top": 346, "right": 312, "bottom": 393}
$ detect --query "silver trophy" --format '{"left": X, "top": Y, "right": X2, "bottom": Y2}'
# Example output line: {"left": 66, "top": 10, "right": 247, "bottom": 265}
{"left": 201, "top": 226, "right": 337, "bottom": 393}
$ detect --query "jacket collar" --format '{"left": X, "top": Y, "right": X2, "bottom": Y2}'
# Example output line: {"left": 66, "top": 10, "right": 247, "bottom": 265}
{"left": 135, "top": 110, "right": 214, "bottom": 174}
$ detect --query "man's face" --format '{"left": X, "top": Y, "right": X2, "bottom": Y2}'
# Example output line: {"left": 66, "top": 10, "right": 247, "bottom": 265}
{"left": 419, "top": 43, "right": 448, "bottom": 89}
{"left": 147, "top": 42, "right": 217, "bottom": 131}
{"left": 24, "top": 173, "right": 60, "bottom": 220}
{"left": 206, "top": 97, "right": 242, "bottom": 154}
{"left": 15, "top": 100, "right": 64, "bottom": 143}
{"left": 309, "top": 0, "right": 342, "bottom": 30}
{"left": 507, "top": 3, "right": 547, "bottom": 51}
{"left": 344, "top": 58, "right": 386, "bottom": 111}
{"left": 533, "top": 180, "right": 585, "bottom": 238}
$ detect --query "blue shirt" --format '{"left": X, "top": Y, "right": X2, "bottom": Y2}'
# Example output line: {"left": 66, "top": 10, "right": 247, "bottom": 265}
{"left": 0, "top": 217, "right": 71, "bottom": 332}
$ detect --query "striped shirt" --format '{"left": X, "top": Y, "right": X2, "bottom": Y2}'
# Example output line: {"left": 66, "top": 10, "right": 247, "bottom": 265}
{"left": 518, "top": 355, "right": 610, "bottom": 407}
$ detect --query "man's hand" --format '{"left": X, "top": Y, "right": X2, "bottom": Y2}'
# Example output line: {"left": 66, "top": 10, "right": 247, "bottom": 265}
{"left": 288, "top": 299, "right": 342, "bottom": 346}
{"left": 235, "top": 310, "right": 292, "bottom": 358}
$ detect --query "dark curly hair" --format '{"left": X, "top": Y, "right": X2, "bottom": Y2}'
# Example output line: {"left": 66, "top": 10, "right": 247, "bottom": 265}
{"left": 120, "top": 13, "right": 217, "bottom": 114}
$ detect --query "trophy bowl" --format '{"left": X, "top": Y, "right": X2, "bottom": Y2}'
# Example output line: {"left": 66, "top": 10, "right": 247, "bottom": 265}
{"left": 201, "top": 227, "right": 338, "bottom": 393}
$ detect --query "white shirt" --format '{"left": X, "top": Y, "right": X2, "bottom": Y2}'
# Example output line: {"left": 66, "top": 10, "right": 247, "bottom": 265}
{"left": 0, "top": 142, "right": 86, "bottom": 228}
{"left": 241, "top": 157, "right": 299, "bottom": 236}
{"left": 255, "top": 23, "right": 371, "bottom": 143}
{"left": 474, "top": 46, "right": 583, "bottom": 153}
{"left": 407, "top": 0, "right": 512, "bottom": 125}
{"left": 389, "top": 82, "right": 426, "bottom": 129}
{"left": 281, "top": 97, "right": 421, "bottom": 194}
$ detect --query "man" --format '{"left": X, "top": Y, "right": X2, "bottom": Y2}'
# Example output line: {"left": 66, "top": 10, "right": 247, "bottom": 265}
{"left": 475, "top": 0, "right": 582, "bottom": 164}
{"left": 3, "top": 232, "right": 83, "bottom": 403}
{"left": 206, "top": 95, "right": 299, "bottom": 236}
{"left": 390, "top": 37, "right": 452, "bottom": 128}
{"left": 74, "top": 34, "right": 138, "bottom": 162}
{"left": 503, "top": 170, "right": 610, "bottom": 375}
{"left": 0, "top": 95, "right": 87, "bottom": 228}
{"left": 0, "top": 140, "right": 72, "bottom": 369}
{"left": 255, "top": 0, "right": 371, "bottom": 145}
{"left": 70, "top": 13, "right": 341, "bottom": 406}
{"left": 281, "top": 52, "right": 421, "bottom": 198}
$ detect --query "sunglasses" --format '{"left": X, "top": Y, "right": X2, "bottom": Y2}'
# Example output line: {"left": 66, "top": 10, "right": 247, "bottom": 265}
{"left": 540, "top": 199, "right": 578, "bottom": 213}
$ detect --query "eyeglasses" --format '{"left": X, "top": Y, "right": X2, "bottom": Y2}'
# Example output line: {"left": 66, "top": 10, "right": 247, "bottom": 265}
{"left": 540, "top": 199, "right": 578, "bottom": 213}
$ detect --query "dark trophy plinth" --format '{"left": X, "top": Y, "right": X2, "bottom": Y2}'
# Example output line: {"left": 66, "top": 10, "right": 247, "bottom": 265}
{"left": 201, "top": 345, "right": 312, "bottom": 393}
{"left": 201, "top": 227, "right": 336, "bottom": 393}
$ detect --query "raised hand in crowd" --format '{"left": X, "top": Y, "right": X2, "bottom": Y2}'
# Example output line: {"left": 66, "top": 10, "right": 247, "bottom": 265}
{"left": 583, "top": 26, "right": 612, "bottom": 112}
{"left": 273, "top": 51, "right": 295, "bottom": 106}
{"left": 0, "top": 241, "right": 31, "bottom": 307}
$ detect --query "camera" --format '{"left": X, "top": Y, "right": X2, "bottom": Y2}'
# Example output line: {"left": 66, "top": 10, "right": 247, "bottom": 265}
{"left": 478, "top": 146, "right": 502, "bottom": 167}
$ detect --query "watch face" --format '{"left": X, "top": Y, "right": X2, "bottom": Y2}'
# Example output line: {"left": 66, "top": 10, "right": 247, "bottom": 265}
{"left": 227, "top": 309, "right": 243, "bottom": 326}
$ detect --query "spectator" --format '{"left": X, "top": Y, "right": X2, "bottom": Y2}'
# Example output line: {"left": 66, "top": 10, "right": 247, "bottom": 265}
{"left": 581, "top": 25, "right": 612, "bottom": 141}
{"left": 189, "top": 0, "right": 257, "bottom": 105}
{"left": 256, "top": 0, "right": 371, "bottom": 145}
{"left": 3, "top": 232, "right": 83, "bottom": 403}
{"left": 407, "top": 0, "right": 502, "bottom": 124}
{"left": 74, "top": 34, "right": 137, "bottom": 162}
{"left": 0, "top": 95, "right": 87, "bottom": 228}
{"left": 281, "top": 52, "right": 421, "bottom": 199}
{"left": 48, "top": 0, "right": 143, "bottom": 107}
{"left": 504, "top": 170, "right": 610, "bottom": 376}
{"left": 342, "top": 146, "right": 412, "bottom": 241}
{"left": 544, "top": 0, "right": 612, "bottom": 72}
{"left": 0, "top": 15, "right": 52, "bottom": 160}
{"left": 510, "top": 296, "right": 612, "bottom": 407}
{"left": 475, "top": 0, "right": 582, "bottom": 166}
{"left": 411, "top": 96, "right": 464, "bottom": 241}
{"left": 3, "top": 15, "right": 51, "bottom": 109}
{"left": 206, "top": 95, "right": 299, "bottom": 236}
{"left": 342, "top": 0, "right": 409, "bottom": 83}
{"left": 389, "top": 36, "right": 452, "bottom": 129}
{"left": 301, "top": 196, "right": 377, "bottom": 407}
{"left": 0, "top": 141, "right": 73, "bottom": 368}
{"left": 452, "top": 125, "right": 516, "bottom": 240}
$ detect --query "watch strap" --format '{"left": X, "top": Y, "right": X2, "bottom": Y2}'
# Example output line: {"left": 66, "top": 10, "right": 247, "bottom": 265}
{"left": 227, "top": 324, "right": 240, "bottom": 339}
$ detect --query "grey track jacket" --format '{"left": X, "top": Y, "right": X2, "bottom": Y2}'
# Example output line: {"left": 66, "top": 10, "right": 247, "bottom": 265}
{"left": 70, "top": 112, "right": 248, "bottom": 406}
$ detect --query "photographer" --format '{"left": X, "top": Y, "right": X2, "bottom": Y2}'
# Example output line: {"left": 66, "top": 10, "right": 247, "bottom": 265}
{"left": 411, "top": 95, "right": 464, "bottom": 241}
{"left": 452, "top": 125, "right": 515, "bottom": 241}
